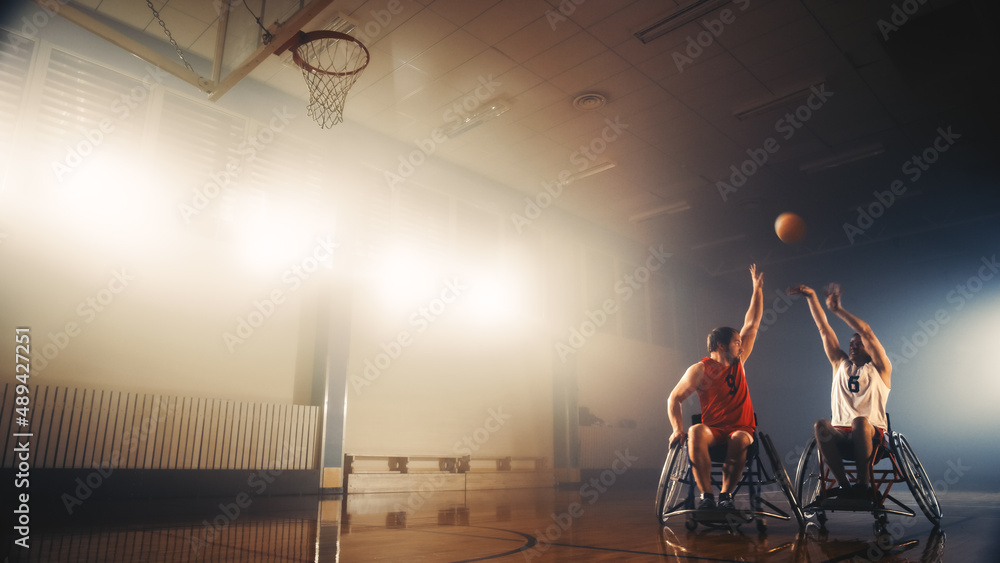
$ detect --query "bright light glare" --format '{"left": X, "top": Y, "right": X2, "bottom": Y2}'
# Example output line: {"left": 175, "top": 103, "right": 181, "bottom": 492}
{"left": 60, "top": 155, "right": 150, "bottom": 224}
{"left": 466, "top": 273, "right": 521, "bottom": 321}
{"left": 235, "top": 202, "right": 312, "bottom": 271}
{"left": 55, "top": 153, "right": 168, "bottom": 247}
{"left": 951, "top": 296, "right": 1000, "bottom": 394}
{"left": 373, "top": 249, "right": 437, "bottom": 307}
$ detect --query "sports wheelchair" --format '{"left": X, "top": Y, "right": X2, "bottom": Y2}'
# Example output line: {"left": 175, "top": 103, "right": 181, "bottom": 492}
{"left": 655, "top": 415, "right": 804, "bottom": 532}
{"left": 794, "top": 414, "right": 942, "bottom": 535}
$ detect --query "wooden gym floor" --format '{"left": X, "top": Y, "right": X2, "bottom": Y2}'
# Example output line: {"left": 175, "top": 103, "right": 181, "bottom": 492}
{"left": 7, "top": 486, "right": 999, "bottom": 561}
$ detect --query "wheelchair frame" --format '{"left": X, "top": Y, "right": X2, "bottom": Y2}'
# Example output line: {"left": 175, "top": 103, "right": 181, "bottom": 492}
{"left": 655, "top": 430, "right": 804, "bottom": 532}
{"left": 793, "top": 417, "right": 942, "bottom": 534}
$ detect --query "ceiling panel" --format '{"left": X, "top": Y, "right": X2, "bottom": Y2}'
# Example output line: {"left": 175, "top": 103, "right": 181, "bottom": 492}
{"left": 463, "top": 0, "right": 544, "bottom": 46}
{"left": 62, "top": 0, "right": 1000, "bottom": 274}
{"left": 427, "top": 0, "right": 501, "bottom": 27}
{"left": 374, "top": 7, "right": 457, "bottom": 66}
{"left": 522, "top": 31, "right": 605, "bottom": 77}
{"left": 495, "top": 12, "right": 582, "bottom": 63}
{"left": 407, "top": 30, "right": 489, "bottom": 79}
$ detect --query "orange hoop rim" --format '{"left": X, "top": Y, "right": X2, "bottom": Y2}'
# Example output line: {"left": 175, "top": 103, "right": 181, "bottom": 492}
{"left": 289, "top": 30, "right": 370, "bottom": 77}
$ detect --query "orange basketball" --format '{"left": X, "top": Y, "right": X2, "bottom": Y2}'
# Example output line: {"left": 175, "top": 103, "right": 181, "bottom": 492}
{"left": 775, "top": 212, "right": 806, "bottom": 243}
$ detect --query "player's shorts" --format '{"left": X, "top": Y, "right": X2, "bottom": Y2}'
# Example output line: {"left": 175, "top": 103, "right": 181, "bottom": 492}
{"left": 834, "top": 425, "right": 888, "bottom": 462}
{"left": 706, "top": 425, "right": 756, "bottom": 445}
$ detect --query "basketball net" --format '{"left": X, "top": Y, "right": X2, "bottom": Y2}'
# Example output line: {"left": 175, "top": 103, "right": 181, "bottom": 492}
{"left": 289, "top": 31, "right": 370, "bottom": 128}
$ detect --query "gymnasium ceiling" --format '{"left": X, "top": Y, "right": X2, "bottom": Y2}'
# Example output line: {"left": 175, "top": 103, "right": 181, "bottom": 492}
{"left": 33, "top": 0, "right": 1000, "bottom": 274}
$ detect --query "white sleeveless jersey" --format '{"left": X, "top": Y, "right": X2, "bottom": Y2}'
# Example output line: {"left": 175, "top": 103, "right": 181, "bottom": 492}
{"left": 831, "top": 361, "right": 889, "bottom": 431}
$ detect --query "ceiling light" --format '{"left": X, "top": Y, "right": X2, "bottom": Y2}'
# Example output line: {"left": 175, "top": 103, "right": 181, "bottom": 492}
{"left": 799, "top": 144, "right": 885, "bottom": 173}
{"left": 444, "top": 99, "right": 511, "bottom": 138}
{"left": 732, "top": 83, "right": 825, "bottom": 121}
{"left": 628, "top": 200, "right": 691, "bottom": 223}
{"left": 634, "top": 0, "right": 734, "bottom": 44}
{"left": 560, "top": 161, "right": 616, "bottom": 185}
{"left": 690, "top": 233, "right": 745, "bottom": 251}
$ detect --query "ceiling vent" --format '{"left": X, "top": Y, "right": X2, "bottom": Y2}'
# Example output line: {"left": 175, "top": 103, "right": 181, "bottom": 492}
{"left": 573, "top": 92, "right": 607, "bottom": 111}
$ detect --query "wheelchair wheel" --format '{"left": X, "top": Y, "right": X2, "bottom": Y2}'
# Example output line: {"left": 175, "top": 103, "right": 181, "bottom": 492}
{"left": 794, "top": 437, "right": 824, "bottom": 519}
{"left": 759, "top": 433, "right": 806, "bottom": 529}
{"left": 685, "top": 514, "right": 697, "bottom": 531}
{"left": 655, "top": 440, "right": 691, "bottom": 525}
{"left": 893, "top": 433, "right": 942, "bottom": 525}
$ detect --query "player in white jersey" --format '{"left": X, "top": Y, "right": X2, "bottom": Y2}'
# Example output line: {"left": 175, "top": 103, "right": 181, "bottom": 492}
{"left": 787, "top": 283, "right": 891, "bottom": 503}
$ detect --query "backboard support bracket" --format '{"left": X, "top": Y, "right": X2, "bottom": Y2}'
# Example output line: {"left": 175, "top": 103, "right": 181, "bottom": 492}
{"left": 34, "top": 0, "right": 336, "bottom": 102}
{"left": 38, "top": 0, "right": 210, "bottom": 92}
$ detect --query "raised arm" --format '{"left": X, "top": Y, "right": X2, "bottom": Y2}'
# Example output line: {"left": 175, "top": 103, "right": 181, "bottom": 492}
{"left": 788, "top": 284, "right": 847, "bottom": 369}
{"left": 667, "top": 362, "right": 705, "bottom": 446}
{"left": 738, "top": 264, "right": 764, "bottom": 362}
{"left": 826, "top": 289, "right": 892, "bottom": 387}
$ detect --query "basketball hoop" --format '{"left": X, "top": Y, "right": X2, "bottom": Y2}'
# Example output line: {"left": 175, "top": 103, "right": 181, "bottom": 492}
{"left": 282, "top": 31, "right": 370, "bottom": 128}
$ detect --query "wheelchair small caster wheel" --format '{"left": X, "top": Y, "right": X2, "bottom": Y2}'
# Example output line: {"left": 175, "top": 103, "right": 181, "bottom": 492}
{"left": 756, "top": 518, "right": 767, "bottom": 534}
{"left": 805, "top": 521, "right": 827, "bottom": 539}
{"left": 685, "top": 515, "right": 697, "bottom": 531}
{"left": 816, "top": 511, "right": 827, "bottom": 528}
{"left": 873, "top": 516, "right": 891, "bottom": 543}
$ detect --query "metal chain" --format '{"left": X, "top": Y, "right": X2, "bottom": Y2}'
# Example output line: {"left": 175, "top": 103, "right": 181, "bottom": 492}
{"left": 146, "top": 0, "right": 195, "bottom": 72}
{"left": 242, "top": 0, "right": 274, "bottom": 45}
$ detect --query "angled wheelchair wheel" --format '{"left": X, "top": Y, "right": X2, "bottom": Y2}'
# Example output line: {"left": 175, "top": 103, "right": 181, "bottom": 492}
{"left": 795, "top": 437, "right": 826, "bottom": 525}
{"left": 756, "top": 515, "right": 767, "bottom": 534}
{"left": 655, "top": 440, "right": 691, "bottom": 526}
{"left": 893, "top": 433, "right": 942, "bottom": 525}
{"left": 760, "top": 433, "right": 806, "bottom": 529}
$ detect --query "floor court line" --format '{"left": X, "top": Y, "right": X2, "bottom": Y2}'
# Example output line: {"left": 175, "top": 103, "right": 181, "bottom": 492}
{"left": 523, "top": 540, "right": 746, "bottom": 562}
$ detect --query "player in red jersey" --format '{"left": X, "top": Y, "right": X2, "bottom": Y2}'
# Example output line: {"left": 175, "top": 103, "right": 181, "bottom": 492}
{"left": 667, "top": 265, "right": 764, "bottom": 510}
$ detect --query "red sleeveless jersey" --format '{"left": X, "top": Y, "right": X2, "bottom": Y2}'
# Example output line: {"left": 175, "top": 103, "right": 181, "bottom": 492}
{"left": 697, "top": 357, "right": 755, "bottom": 430}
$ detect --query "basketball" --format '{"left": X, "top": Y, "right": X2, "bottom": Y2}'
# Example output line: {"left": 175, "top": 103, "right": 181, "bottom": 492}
{"left": 774, "top": 212, "right": 806, "bottom": 243}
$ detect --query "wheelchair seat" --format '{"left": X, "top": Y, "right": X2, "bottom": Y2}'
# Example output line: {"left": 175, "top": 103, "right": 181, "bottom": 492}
{"left": 834, "top": 427, "right": 890, "bottom": 464}
{"left": 655, "top": 414, "right": 803, "bottom": 532}
{"left": 793, "top": 413, "right": 942, "bottom": 534}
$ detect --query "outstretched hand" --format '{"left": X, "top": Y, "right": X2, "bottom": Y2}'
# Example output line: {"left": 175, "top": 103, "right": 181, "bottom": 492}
{"left": 787, "top": 284, "right": 815, "bottom": 297}
{"left": 749, "top": 264, "right": 764, "bottom": 291}
{"left": 824, "top": 283, "right": 842, "bottom": 312}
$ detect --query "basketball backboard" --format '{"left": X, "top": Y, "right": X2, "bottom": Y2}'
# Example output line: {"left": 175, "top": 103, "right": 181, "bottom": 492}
{"left": 36, "top": 0, "right": 340, "bottom": 101}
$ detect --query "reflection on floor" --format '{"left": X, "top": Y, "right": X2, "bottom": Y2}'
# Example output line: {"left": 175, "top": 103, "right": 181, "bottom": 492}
{"left": 6, "top": 487, "right": 998, "bottom": 561}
